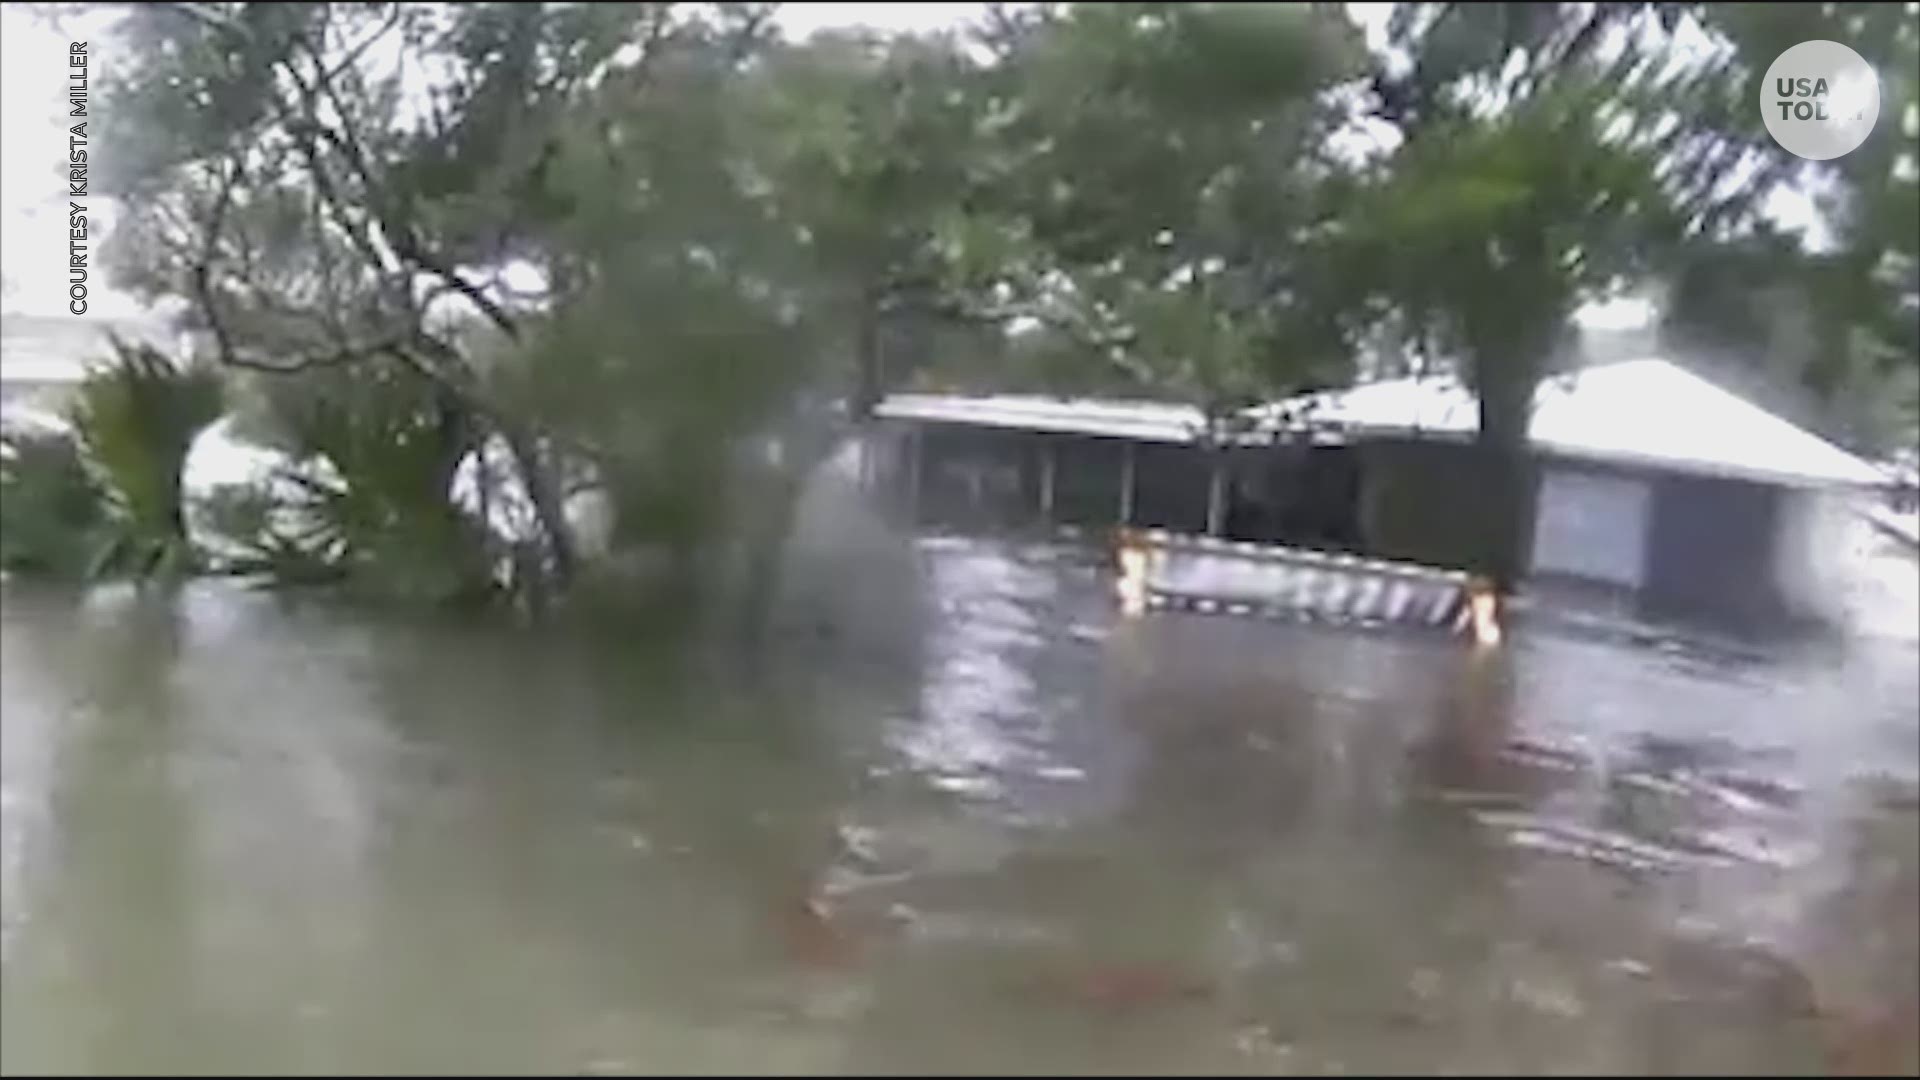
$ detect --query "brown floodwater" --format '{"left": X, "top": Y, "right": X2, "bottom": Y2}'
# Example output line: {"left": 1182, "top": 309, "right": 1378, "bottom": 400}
{"left": 2, "top": 477, "right": 1916, "bottom": 1075}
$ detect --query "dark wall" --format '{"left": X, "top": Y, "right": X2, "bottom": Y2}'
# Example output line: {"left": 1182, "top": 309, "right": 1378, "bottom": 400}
{"left": 915, "top": 424, "right": 1045, "bottom": 530}
{"left": 1130, "top": 442, "right": 1212, "bottom": 534}
{"left": 1052, "top": 435, "right": 1128, "bottom": 528}
{"left": 1357, "top": 437, "right": 1536, "bottom": 574}
{"left": 906, "top": 424, "right": 1200, "bottom": 534}
{"left": 1221, "top": 445, "right": 1364, "bottom": 550}
{"left": 881, "top": 420, "right": 1219, "bottom": 536}
{"left": 1640, "top": 472, "right": 1789, "bottom": 627}
{"left": 1361, "top": 439, "right": 1802, "bottom": 631}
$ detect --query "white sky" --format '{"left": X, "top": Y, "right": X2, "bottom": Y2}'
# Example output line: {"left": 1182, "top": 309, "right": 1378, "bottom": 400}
{"left": 0, "top": 2, "right": 1822, "bottom": 329}
{"left": 1, "top": 3, "right": 143, "bottom": 318}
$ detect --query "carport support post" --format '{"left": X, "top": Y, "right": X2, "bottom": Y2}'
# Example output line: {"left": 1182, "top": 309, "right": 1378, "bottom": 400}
{"left": 1119, "top": 441, "right": 1137, "bottom": 525}
{"left": 1039, "top": 438, "right": 1057, "bottom": 523}
{"left": 906, "top": 422, "right": 922, "bottom": 524}
{"left": 1205, "top": 452, "right": 1226, "bottom": 537}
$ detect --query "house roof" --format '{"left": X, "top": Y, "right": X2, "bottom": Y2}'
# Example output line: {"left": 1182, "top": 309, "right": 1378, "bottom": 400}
{"left": 1260, "top": 358, "right": 1885, "bottom": 489}
{"left": 876, "top": 358, "right": 1885, "bottom": 490}
{"left": 876, "top": 393, "right": 1208, "bottom": 444}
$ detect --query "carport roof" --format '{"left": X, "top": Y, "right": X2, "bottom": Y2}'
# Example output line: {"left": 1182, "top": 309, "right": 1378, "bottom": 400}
{"left": 1255, "top": 357, "right": 1885, "bottom": 489}
{"left": 875, "top": 358, "right": 1887, "bottom": 489}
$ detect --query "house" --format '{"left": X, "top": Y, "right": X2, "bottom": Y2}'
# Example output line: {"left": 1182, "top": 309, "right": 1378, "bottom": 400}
{"left": 867, "top": 357, "right": 1891, "bottom": 632}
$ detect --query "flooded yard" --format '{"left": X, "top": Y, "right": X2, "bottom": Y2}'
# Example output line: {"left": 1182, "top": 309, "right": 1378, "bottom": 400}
{"left": 2, "top": 528, "right": 1915, "bottom": 1074}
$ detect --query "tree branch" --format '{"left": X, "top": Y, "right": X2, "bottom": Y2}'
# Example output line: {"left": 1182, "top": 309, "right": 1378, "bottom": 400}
{"left": 218, "top": 336, "right": 408, "bottom": 374}
{"left": 159, "top": 1, "right": 245, "bottom": 38}
{"left": 392, "top": 235, "right": 522, "bottom": 338}
{"left": 190, "top": 157, "right": 243, "bottom": 367}
{"left": 305, "top": 33, "right": 526, "bottom": 339}
{"left": 322, "top": 3, "right": 404, "bottom": 84}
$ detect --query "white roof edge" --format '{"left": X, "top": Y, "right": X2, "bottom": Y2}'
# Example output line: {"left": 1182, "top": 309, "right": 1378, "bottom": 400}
{"left": 1324, "top": 420, "right": 1885, "bottom": 489}
{"left": 876, "top": 393, "right": 1205, "bottom": 444}
{"left": 1282, "top": 357, "right": 1885, "bottom": 489}
{"left": 875, "top": 359, "right": 1888, "bottom": 489}
{"left": 1533, "top": 438, "right": 1881, "bottom": 490}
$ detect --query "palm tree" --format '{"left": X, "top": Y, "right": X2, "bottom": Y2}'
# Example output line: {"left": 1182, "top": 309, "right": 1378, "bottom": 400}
{"left": 68, "top": 338, "right": 225, "bottom": 581}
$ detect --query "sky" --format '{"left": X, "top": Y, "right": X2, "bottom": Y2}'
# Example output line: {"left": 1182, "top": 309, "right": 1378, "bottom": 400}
{"left": 0, "top": 3, "right": 144, "bottom": 319}
{"left": 0, "top": 2, "right": 1825, "bottom": 331}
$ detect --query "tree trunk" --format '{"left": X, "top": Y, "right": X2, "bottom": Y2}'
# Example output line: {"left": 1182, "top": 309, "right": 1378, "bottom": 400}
{"left": 504, "top": 428, "right": 575, "bottom": 589}
{"left": 734, "top": 470, "right": 805, "bottom": 644}
{"left": 851, "top": 296, "right": 884, "bottom": 421}
{"left": 733, "top": 422, "right": 842, "bottom": 643}
{"left": 1472, "top": 365, "right": 1537, "bottom": 596}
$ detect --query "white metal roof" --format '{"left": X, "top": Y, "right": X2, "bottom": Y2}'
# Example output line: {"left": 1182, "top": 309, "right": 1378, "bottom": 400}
{"left": 876, "top": 393, "right": 1208, "bottom": 444}
{"left": 1261, "top": 358, "right": 1885, "bottom": 489}
{"left": 878, "top": 359, "right": 1886, "bottom": 490}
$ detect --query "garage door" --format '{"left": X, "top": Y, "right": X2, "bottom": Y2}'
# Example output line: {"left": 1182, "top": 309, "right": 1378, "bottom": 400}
{"left": 1531, "top": 468, "right": 1650, "bottom": 589}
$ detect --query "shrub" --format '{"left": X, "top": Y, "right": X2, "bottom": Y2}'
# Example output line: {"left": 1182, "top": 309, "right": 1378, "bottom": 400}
{"left": 68, "top": 339, "right": 225, "bottom": 580}
{"left": 0, "top": 416, "right": 106, "bottom": 578}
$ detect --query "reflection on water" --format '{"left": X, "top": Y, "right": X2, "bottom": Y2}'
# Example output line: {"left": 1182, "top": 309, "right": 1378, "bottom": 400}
{"left": 2, "top": 534, "right": 1916, "bottom": 1075}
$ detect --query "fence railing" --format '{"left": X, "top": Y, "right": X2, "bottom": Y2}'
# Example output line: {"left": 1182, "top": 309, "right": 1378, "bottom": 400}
{"left": 1120, "top": 529, "right": 1477, "bottom": 634}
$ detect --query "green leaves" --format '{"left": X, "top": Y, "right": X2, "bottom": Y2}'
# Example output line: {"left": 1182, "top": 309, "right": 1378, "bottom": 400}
{"left": 1354, "top": 82, "right": 1677, "bottom": 352}
{"left": 2, "top": 341, "right": 227, "bottom": 585}
{"left": 0, "top": 422, "right": 107, "bottom": 580}
{"left": 67, "top": 340, "right": 227, "bottom": 582}
{"left": 223, "top": 357, "right": 501, "bottom": 605}
{"left": 973, "top": 2, "right": 1367, "bottom": 411}
{"left": 1652, "top": 2, "right": 1920, "bottom": 453}
{"left": 1345, "top": 5, "right": 1697, "bottom": 587}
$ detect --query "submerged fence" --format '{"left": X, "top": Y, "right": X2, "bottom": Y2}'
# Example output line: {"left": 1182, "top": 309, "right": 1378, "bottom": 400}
{"left": 1121, "top": 529, "right": 1477, "bottom": 633}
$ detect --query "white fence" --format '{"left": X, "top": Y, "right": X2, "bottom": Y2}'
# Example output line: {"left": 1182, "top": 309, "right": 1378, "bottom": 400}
{"left": 1127, "top": 530, "right": 1474, "bottom": 631}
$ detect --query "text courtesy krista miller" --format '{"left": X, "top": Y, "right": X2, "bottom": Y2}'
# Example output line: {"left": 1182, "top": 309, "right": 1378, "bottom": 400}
{"left": 68, "top": 40, "right": 91, "bottom": 315}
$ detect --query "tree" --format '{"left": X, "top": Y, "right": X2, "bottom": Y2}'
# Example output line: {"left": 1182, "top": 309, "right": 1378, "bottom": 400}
{"left": 68, "top": 340, "right": 228, "bottom": 581}
{"left": 95, "top": 2, "right": 569, "bottom": 591}
{"left": 1659, "top": 2, "right": 1920, "bottom": 456}
{"left": 975, "top": 2, "right": 1369, "bottom": 427}
{"left": 92, "top": 2, "right": 829, "bottom": 613}
{"left": 1343, "top": 81, "right": 1677, "bottom": 588}
{"left": 740, "top": 26, "right": 1007, "bottom": 416}
{"left": 0, "top": 422, "right": 107, "bottom": 580}
{"left": 1339, "top": 3, "right": 1691, "bottom": 591}
{"left": 475, "top": 9, "right": 1005, "bottom": 631}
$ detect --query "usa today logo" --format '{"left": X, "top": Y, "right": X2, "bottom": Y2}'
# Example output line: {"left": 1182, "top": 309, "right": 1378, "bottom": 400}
{"left": 1762, "top": 40, "right": 1880, "bottom": 160}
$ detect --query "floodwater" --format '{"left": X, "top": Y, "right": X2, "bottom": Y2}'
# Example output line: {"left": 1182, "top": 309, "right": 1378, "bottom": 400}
{"left": 2, "top": 473, "right": 1917, "bottom": 1075}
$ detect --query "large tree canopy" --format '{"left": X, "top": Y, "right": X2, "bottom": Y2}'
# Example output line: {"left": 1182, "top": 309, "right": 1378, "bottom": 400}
{"left": 967, "top": 2, "right": 1369, "bottom": 417}
{"left": 1660, "top": 2, "right": 1920, "bottom": 454}
{"left": 1335, "top": 1, "right": 1916, "bottom": 587}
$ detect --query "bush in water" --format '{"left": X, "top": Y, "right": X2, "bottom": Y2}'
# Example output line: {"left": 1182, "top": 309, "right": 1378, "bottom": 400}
{"left": 219, "top": 358, "right": 502, "bottom": 608}
{"left": 68, "top": 339, "right": 226, "bottom": 581}
{"left": 0, "top": 419, "right": 107, "bottom": 579}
